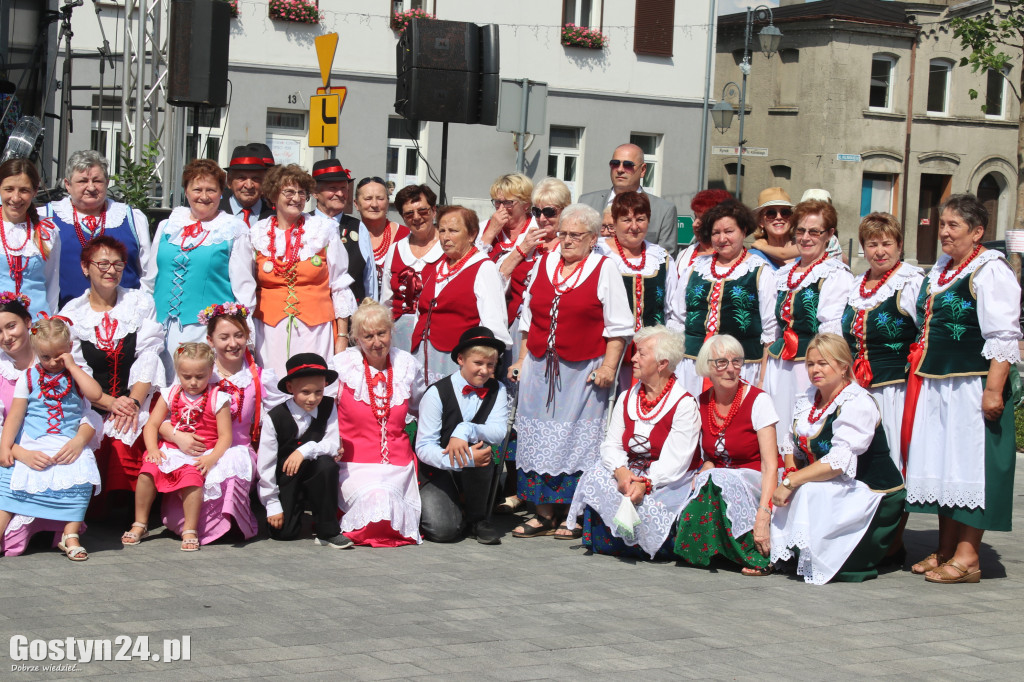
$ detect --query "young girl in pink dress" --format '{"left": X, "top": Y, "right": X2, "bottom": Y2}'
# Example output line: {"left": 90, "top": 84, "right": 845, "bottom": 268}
{"left": 333, "top": 299, "right": 425, "bottom": 546}
{"left": 160, "top": 304, "right": 286, "bottom": 544}
{"left": 123, "top": 342, "right": 247, "bottom": 551}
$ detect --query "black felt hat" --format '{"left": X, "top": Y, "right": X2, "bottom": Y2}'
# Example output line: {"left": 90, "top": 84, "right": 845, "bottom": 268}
{"left": 312, "top": 158, "right": 351, "bottom": 183}
{"left": 277, "top": 353, "right": 338, "bottom": 392}
{"left": 250, "top": 142, "right": 275, "bottom": 167}
{"left": 450, "top": 326, "right": 506, "bottom": 362}
{"left": 227, "top": 144, "right": 266, "bottom": 170}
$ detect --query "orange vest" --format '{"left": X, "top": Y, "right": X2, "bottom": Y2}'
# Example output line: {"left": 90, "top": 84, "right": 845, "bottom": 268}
{"left": 255, "top": 248, "right": 336, "bottom": 327}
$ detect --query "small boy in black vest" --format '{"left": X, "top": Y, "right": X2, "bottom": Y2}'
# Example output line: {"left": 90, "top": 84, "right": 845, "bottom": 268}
{"left": 256, "top": 353, "right": 352, "bottom": 548}
{"left": 416, "top": 326, "right": 508, "bottom": 544}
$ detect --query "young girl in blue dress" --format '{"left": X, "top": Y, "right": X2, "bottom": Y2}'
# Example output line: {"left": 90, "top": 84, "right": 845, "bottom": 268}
{"left": 0, "top": 316, "right": 103, "bottom": 561}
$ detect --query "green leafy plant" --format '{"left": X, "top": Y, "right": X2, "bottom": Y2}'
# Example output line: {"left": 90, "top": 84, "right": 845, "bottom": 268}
{"left": 110, "top": 141, "right": 159, "bottom": 210}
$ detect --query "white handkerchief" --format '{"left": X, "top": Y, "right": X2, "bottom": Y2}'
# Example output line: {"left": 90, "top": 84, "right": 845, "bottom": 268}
{"left": 612, "top": 495, "right": 641, "bottom": 541}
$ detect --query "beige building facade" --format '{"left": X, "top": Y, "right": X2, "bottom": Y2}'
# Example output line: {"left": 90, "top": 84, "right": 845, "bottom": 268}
{"left": 710, "top": 0, "right": 1019, "bottom": 265}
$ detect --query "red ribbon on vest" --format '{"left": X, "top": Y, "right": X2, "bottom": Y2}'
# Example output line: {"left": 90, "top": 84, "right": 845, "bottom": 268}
{"left": 899, "top": 296, "right": 933, "bottom": 474}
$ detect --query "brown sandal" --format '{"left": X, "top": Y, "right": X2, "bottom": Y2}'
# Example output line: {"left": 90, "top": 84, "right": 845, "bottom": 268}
{"left": 925, "top": 559, "right": 981, "bottom": 584}
{"left": 910, "top": 552, "right": 947, "bottom": 575}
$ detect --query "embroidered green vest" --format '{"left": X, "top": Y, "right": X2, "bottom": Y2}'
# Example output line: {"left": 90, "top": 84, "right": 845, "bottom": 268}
{"left": 768, "top": 280, "right": 824, "bottom": 361}
{"left": 618, "top": 260, "right": 668, "bottom": 330}
{"left": 914, "top": 270, "right": 987, "bottom": 378}
{"left": 841, "top": 289, "right": 917, "bottom": 386}
{"left": 683, "top": 268, "right": 764, "bottom": 360}
{"left": 795, "top": 407, "right": 904, "bottom": 492}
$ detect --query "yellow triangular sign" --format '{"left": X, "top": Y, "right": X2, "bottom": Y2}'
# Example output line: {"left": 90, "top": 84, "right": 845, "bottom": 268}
{"left": 315, "top": 33, "right": 339, "bottom": 89}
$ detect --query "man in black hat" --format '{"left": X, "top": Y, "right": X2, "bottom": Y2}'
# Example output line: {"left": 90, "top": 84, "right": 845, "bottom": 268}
{"left": 310, "top": 158, "right": 367, "bottom": 299}
{"left": 415, "top": 326, "right": 509, "bottom": 544}
{"left": 256, "top": 353, "right": 352, "bottom": 548}
{"left": 219, "top": 143, "right": 273, "bottom": 227}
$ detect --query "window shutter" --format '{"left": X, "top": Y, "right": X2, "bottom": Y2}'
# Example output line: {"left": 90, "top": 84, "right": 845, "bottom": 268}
{"left": 634, "top": 0, "right": 674, "bottom": 57}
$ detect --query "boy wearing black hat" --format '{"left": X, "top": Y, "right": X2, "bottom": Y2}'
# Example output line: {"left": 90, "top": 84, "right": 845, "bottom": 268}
{"left": 416, "top": 327, "right": 508, "bottom": 544}
{"left": 256, "top": 353, "right": 351, "bottom": 548}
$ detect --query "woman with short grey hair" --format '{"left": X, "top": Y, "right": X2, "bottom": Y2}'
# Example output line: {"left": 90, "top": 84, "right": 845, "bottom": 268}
{"left": 567, "top": 325, "right": 700, "bottom": 558}
{"left": 45, "top": 149, "right": 151, "bottom": 306}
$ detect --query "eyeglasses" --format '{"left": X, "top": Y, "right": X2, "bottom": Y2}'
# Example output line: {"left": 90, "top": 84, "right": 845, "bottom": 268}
{"left": 794, "top": 228, "right": 827, "bottom": 238}
{"left": 764, "top": 208, "right": 792, "bottom": 220}
{"left": 89, "top": 260, "right": 127, "bottom": 272}
{"left": 710, "top": 357, "right": 744, "bottom": 370}
{"left": 492, "top": 198, "right": 517, "bottom": 209}
{"left": 401, "top": 207, "right": 433, "bottom": 220}
{"left": 609, "top": 160, "right": 639, "bottom": 170}
{"left": 531, "top": 206, "right": 559, "bottom": 219}
{"left": 280, "top": 190, "right": 308, "bottom": 200}
{"left": 556, "top": 231, "right": 590, "bottom": 242}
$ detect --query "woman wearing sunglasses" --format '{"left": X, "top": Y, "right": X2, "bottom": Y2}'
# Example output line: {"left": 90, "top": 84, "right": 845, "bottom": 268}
{"left": 250, "top": 164, "right": 357, "bottom": 378}
{"left": 479, "top": 173, "right": 534, "bottom": 263}
{"left": 762, "top": 200, "right": 854, "bottom": 462}
{"left": 355, "top": 176, "right": 410, "bottom": 300}
{"left": 60, "top": 235, "right": 163, "bottom": 508}
{"left": 749, "top": 187, "right": 797, "bottom": 270}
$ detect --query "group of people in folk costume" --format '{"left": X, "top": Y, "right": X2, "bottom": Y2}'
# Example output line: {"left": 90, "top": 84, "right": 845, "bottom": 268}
{"left": 0, "top": 145, "right": 1017, "bottom": 586}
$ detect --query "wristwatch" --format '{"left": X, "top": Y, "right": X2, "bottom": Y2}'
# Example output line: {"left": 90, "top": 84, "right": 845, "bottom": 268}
{"left": 782, "top": 477, "right": 795, "bottom": 491}
{"left": 130, "top": 398, "right": 141, "bottom": 409}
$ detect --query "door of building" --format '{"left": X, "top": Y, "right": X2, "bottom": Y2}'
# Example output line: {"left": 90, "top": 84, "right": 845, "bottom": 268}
{"left": 916, "top": 173, "right": 952, "bottom": 265}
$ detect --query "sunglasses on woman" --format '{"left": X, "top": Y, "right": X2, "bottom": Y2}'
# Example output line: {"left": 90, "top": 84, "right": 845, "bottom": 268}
{"left": 763, "top": 207, "right": 792, "bottom": 220}
{"left": 531, "top": 206, "right": 559, "bottom": 219}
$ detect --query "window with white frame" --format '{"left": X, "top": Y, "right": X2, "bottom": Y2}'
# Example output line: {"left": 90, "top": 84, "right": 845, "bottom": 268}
{"left": 90, "top": 95, "right": 124, "bottom": 174}
{"left": 266, "top": 110, "right": 310, "bottom": 170}
{"left": 927, "top": 59, "right": 953, "bottom": 115}
{"left": 548, "top": 125, "right": 582, "bottom": 201}
{"left": 563, "top": 0, "right": 603, "bottom": 29}
{"left": 860, "top": 172, "right": 896, "bottom": 216}
{"left": 390, "top": 1, "right": 435, "bottom": 16}
{"left": 869, "top": 55, "right": 896, "bottom": 111}
{"left": 185, "top": 106, "right": 225, "bottom": 163}
{"left": 630, "top": 132, "right": 661, "bottom": 194}
{"left": 986, "top": 68, "right": 1008, "bottom": 118}
{"left": 386, "top": 117, "right": 425, "bottom": 201}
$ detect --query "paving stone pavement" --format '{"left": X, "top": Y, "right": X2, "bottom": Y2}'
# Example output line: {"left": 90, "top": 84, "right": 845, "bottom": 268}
{"left": 0, "top": 456, "right": 1022, "bottom": 681}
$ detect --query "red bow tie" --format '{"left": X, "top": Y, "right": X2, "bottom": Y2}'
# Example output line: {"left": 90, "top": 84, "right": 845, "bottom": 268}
{"left": 462, "top": 384, "right": 489, "bottom": 399}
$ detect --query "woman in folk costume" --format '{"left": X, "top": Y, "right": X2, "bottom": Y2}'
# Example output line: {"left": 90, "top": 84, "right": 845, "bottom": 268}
{"left": 567, "top": 325, "right": 699, "bottom": 558}
{"left": 674, "top": 334, "right": 780, "bottom": 575}
{"left": 141, "top": 159, "right": 256, "bottom": 381}
{"left": 333, "top": 299, "right": 425, "bottom": 547}
{"left": 380, "top": 184, "right": 443, "bottom": 352}
{"left": 479, "top": 172, "right": 535, "bottom": 262}
{"left": 902, "top": 194, "right": 1021, "bottom": 584}
{"left": 59, "top": 236, "right": 163, "bottom": 509}
{"left": 841, "top": 213, "right": 923, "bottom": 469}
{"left": 597, "top": 191, "right": 676, "bottom": 387}
{"left": 674, "top": 189, "right": 733, "bottom": 281}
{"left": 250, "top": 164, "right": 357, "bottom": 378}
{"left": 0, "top": 159, "right": 59, "bottom": 318}
{"left": 506, "top": 203, "right": 633, "bottom": 538}
{"left": 410, "top": 206, "right": 511, "bottom": 384}
{"left": 44, "top": 150, "right": 150, "bottom": 307}
{"left": 161, "top": 303, "right": 286, "bottom": 545}
{"left": 761, "top": 200, "right": 854, "bottom": 458}
{"left": 355, "top": 176, "right": 410, "bottom": 301}
{"left": 670, "top": 199, "right": 775, "bottom": 397}
{"left": 0, "top": 317, "right": 103, "bottom": 561}
{"left": 771, "top": 333, "right": 906, "bottom": 584}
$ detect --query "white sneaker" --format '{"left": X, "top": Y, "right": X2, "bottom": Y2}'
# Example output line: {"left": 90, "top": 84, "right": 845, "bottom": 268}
{"left": 313, "top": 533, "right": 354, "bottom": 549}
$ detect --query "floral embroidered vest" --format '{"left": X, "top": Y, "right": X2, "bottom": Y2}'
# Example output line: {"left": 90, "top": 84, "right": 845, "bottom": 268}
{"left": 618, "top": 260, "right": 669, "bottom": 331}
{"left": 841, "top": 290, "right": 916, "bottom": 387}
{"left": 768, "top": 280, "right": 823, "bottom": 361}
{"left": 795, "top": 409, "right": 903, "bottom": 492}
{"left": 914, "top": 271, "right": 987, "bottom": 378}
{"left": 684, "top": 268, "right": 764, "bottom": 360}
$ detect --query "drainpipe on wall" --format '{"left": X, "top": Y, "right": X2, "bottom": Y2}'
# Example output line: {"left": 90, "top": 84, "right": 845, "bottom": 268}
{"left": 697, "top": 0, "right": 718, "bottom": 191}
{"left": 899, "top": 30, "right": 919, "bottom": 240}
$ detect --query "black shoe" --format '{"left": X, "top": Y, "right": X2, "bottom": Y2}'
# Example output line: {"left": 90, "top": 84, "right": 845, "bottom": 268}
{"left": 471, "top": 520, "right": 502, "bottom": 545}
{"left": 878, "top": 545, "right": 907, "bottom": 569}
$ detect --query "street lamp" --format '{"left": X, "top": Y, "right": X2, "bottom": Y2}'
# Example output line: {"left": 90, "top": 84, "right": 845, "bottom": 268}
{"left": 711, "top": 82, "right": 741, "bottom": 134}
{"left": 715, "top": 5, "right": 782, "bottom": 202}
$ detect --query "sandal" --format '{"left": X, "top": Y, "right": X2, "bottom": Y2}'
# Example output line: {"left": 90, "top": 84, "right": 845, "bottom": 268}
{"left": 57, "top": 533, "right": 88, "bottom": 562}
{"left": 911, "top": 552, "right": 947, "bottom": 575}
{"left": 741, "top": 565, "right": 774, "bottom": 577}
{"left": 495, "top": 495, "right": 523, "bottom": 515}
{"left": 512, "top": 514, "right": 557, "bottom": 538}
{"left": 180, "top": 530, "right": 200, "bottom": 552}
{"left": 121, "top": 522, "right": 149, "bottom": 546}
{"left": 925, "top": 559, "right": 981, "bottom": 584}
{"left": 553, "top": 522, "right": 582, "bottom": 540}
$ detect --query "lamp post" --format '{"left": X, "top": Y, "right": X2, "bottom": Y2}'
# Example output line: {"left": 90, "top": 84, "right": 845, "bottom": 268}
{"left": 719, "top": 5, "right": 782, "bottom": 202}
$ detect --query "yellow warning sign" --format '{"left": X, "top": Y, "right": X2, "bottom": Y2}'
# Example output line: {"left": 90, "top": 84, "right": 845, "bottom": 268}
{"left": 314, "top": 33, "right": 339, "bottom": 88}
{"left": 309, "top": 94, "right": 340, "bottom": 147}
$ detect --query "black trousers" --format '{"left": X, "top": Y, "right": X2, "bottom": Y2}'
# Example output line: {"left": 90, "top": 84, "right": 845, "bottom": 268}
{"left": 270, "top": 455, "right": 340, "bottom": 541}
{"left": 418, "top": 463, "right": 494, "bottom": 543}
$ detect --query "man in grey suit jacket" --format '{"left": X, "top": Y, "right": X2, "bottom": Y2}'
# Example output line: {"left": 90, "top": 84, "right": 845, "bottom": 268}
{"left": 579, "top": 143, "right": 679, "bottom": 254}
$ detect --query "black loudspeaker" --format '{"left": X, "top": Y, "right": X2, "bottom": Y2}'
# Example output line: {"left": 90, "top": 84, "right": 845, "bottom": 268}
{"left": 395, "top": 19, "right": 499, "bottom": 125}
{"left": 168, "top": 0, "right": 230, "bottom": 107}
